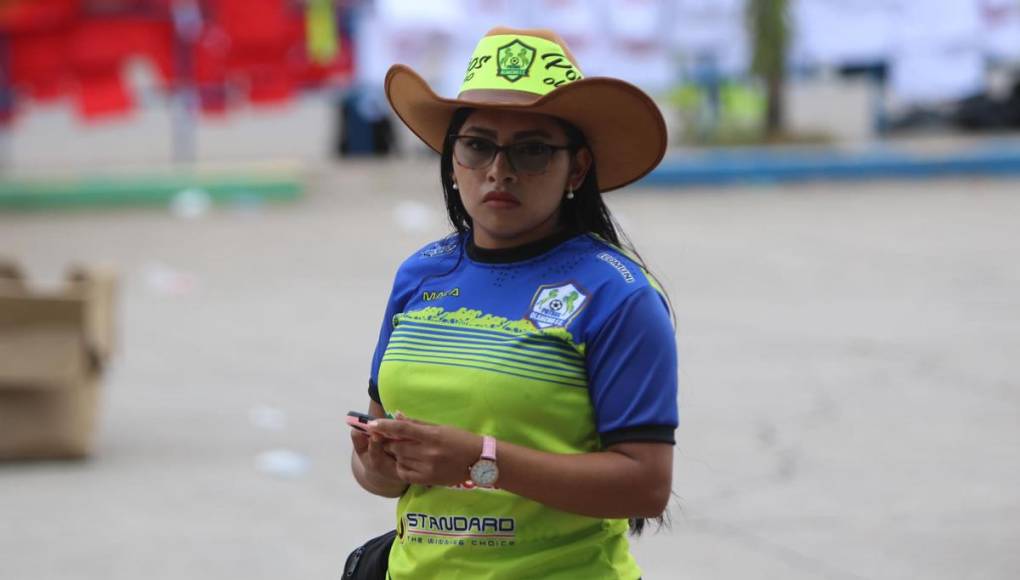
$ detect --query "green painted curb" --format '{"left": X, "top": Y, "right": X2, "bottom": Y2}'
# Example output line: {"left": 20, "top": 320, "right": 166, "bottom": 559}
{"left": 0, "top": 175, "right": 303, "bottom": 211}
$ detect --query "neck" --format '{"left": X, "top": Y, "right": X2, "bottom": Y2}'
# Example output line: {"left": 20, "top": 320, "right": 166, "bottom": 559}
{"left": 466, "top": 225, "right": 580, "bottom": 264}
{"left": 471, "top": 212, "right": 562, "bottom": 250}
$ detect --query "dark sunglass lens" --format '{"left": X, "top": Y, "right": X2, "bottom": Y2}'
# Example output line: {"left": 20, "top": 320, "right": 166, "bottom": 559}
{"left": 454, "top": 137, "right": 496, "bottom": 168}
{"left": 510, "top": 143, "right": 553, "bottom": 173}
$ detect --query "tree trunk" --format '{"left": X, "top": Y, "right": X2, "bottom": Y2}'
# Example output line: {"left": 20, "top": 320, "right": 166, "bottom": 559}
{"left": 766, "top": 71, "right": 784, "bottom": 138}
{"left": 748, "top": 0, "right": 789, "bottom": 140}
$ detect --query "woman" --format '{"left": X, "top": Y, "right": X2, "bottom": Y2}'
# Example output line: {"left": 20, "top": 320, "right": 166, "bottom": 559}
{"left": 350, "top": 27, "right": 678, "bottom": 579}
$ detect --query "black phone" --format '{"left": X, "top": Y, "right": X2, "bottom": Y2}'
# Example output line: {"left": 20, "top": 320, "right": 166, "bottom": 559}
{"left": 346, "top": 411, "right": 376, "bottom": 432}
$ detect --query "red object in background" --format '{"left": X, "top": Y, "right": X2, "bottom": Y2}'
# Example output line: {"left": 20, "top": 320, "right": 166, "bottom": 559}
{"left": 1, "top": 0, "right": 355, "bottom": 121}
{"left": 67, "top": 18, "right": 135, "bottom": 118}
{"left": 0, "top": 0, "right": 78, "bottom": 33}
{"left": 8, "top": 32, "right": 70, "bottom": 100}
{"left": 123, "top": 18, "right": 175, "bottom": 86}
{"left": 198, "top": 85, "right": 228, "bottom": 116}
{"left": 294, "top": 32, "right": 354, "bottom": 89}
{"left": 63, "top": 17, "right": 171, "bottom": 119}
{"left": 6, "top": 9, "right": 173, "bottom": 117}
{"left": 246, "top": 62, "right": 293, "bottom": 104}
{"left": 211, "top": 0, "right": 300, "bottom": 106}
{"left": 210, "top": 0, "right": 293, "bottom": 53}
{"left": 2, "top": 0, "right": 77, "bottom": 115}
{"left": 74, "top": 70, "right": 133, "bottom": 119}
{"left": 68, "top": 19, "right": 130, "bottom": 72}
{"left": 192, "top": 26, "right": 231, "bottom": 115}
{"left": 191, "top": 32, "right": 226, "bottom": 108}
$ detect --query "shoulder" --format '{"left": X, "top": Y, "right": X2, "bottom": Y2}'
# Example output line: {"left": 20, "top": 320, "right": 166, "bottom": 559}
{"left": 566, "top": 234, "right": 661, "bottom": 297}
{"left": 392, "top": 234, "right": 464, "bottom": 286}
{"left": 554, "top": 235, "right": 670, "bottom": 337}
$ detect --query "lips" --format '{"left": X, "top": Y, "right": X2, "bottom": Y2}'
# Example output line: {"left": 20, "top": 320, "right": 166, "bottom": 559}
{"left": 482, "top": 191, "right": 521, "bottom": 207}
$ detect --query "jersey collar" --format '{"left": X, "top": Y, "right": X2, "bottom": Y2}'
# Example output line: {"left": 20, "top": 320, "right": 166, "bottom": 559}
{"left": 466, "top": 227, "right": 580, "bottom": 264}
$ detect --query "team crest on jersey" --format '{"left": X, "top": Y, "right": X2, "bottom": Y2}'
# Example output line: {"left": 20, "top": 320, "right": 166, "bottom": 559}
{"left": 527, "top": 282, "right": 588, "bottom": 329}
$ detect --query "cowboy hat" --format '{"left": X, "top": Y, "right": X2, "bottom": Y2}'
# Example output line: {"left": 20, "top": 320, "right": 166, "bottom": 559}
{"left": 385, "top": 27, "right": 667, "bottom": 192}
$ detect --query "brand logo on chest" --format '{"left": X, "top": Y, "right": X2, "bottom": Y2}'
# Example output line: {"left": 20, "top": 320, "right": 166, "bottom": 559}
{"left": 527, "top": 282, "right": 588, "bottom": 329}
{"left": 422, "top": 288, "right": 460, "bottom": 302}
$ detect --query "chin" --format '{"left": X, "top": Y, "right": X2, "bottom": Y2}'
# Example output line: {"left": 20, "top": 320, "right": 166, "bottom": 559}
{"left": 472, "top": 211, "right": 559, "bottom": 244}
{"left": 476, "top": 216, "right": 530, "bottom": 237}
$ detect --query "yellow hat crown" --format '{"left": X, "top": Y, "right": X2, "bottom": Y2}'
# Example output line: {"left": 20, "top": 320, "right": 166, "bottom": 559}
{"left": 459, "top": 34, "right": 584, "bottom": 96}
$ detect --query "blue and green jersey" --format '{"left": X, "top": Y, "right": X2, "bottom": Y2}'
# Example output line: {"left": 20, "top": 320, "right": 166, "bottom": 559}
{"left": 369, "top": 229, "right": 678, "bottom": 579}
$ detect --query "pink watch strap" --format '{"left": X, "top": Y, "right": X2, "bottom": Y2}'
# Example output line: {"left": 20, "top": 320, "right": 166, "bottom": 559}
{"left": 481, "top": 436, "right": 497, "bottom": 461}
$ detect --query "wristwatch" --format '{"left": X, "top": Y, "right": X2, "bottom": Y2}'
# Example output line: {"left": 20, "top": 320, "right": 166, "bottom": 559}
{"left": 469, "top": 436, "right": 499, "bottom": 488}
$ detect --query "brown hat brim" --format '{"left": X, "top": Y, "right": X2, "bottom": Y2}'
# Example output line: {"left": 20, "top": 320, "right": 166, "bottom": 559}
{"left": 385, "top": 64, "right": 667, "bottom": 192}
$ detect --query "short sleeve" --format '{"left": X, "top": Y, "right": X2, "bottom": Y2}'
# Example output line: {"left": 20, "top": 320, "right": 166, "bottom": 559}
{"left": 586, "top": 286, "right": 679, "bottom": 447}
{"left": 368, "top": 271, "right": 415, "bottom": 403}
{"left": 368, "top": 300, "right": 397, "bottom": 404}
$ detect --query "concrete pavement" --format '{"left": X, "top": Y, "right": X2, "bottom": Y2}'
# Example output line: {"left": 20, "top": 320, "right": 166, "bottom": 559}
{"left": 1, "top": 160, "right": 1017, "bottom": 579}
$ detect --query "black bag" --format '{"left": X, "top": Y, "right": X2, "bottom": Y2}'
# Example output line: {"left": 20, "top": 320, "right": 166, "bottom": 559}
{"left": 342, "top": 530, "right": 396, "bottom": 579}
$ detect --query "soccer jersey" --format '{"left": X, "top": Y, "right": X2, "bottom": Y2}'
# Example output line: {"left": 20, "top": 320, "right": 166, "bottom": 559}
{"left": 368, "top": 229, "right": 679, "bottom": 580}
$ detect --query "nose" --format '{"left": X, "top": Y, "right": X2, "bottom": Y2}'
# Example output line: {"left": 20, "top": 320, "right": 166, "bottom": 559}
{"left": 486, "top": 149, "right": 518, "bottom": 184}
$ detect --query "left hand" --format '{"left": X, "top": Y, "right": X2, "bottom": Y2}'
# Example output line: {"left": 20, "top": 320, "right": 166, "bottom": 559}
{"left": 368, "top": 415, "right": 483, "bottom": 487}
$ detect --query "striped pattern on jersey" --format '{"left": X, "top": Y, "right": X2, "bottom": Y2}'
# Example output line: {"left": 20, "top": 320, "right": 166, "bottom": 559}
{"left": 382, "top": 307, "right": 587, "bottom": 388}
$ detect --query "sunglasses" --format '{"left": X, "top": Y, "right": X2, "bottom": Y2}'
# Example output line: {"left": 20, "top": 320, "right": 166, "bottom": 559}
{"left": 450, "top": 135, "right": 574, "bottom": 174}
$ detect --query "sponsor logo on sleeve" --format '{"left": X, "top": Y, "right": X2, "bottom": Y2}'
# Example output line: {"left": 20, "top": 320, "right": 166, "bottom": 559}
{"left": 596, "top": 252, "right": 636, "bottom": 283}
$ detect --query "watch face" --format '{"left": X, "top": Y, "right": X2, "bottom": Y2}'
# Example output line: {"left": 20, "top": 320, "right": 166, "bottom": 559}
{"left": 470, "top": 460, "right": 499, "bottom": 486}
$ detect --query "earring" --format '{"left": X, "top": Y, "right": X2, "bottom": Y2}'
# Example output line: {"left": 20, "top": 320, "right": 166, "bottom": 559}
{"left": 566, "top": 184, "right": 574, "bottom": 200}
{"left": 452, "top": 182, "right": 458, "bottom": 190}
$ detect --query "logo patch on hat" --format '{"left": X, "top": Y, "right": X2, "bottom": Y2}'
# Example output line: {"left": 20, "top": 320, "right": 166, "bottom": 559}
{"left": 496, "top": 39, "right": 536, "bottom": 83}
{"left": 527, "top": 282, "right": 588, "bottom": 329}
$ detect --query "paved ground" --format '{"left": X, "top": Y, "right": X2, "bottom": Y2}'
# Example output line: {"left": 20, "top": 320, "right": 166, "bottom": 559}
{"left": 1, "top": 160, "right": 1018, "bottom": 579}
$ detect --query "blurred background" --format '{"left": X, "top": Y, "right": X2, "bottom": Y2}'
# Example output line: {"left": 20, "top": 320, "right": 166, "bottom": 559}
{"left": 0, "top": 1, "right": 1018, "bottom": 579}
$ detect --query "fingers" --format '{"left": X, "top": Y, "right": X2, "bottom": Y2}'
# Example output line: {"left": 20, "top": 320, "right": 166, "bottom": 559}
{"left": 363, "top": 437, "right": 401, "bottom": 479}
{"left": 350, "top": 429, "right": 370, "bottom": 453}
{"left": 381, "top": 439, "right": 422, "bottom": 464}
{"left": 355, "top": 429, "right": 398, "bottom": 466}
{"left": 393, "top": 462, "right": 433, "bottom": 485}
{"left": 368, "top": 436, "right": 397, "bottom": 460}
{"left": 377, "top": 438, "right": 461, "bottom": 486}
{"left": 393, "top": 411, "right": 431, "bottom": 426}
{"left": 394, "top": 465, "right": 421, "bottom": 484}
{"left": 359, "top": 415, "right": 464, "bottom": 487}
{"left": 378, "top": 439, "right": 427, "bottom": 469}
{"left": 370, "top": 418, "right": 426, "bottom": 440}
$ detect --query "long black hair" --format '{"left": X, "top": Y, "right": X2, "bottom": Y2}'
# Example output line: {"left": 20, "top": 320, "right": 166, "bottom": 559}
{"left": 440, "top": 108, "right": 671, "bottom": 536}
